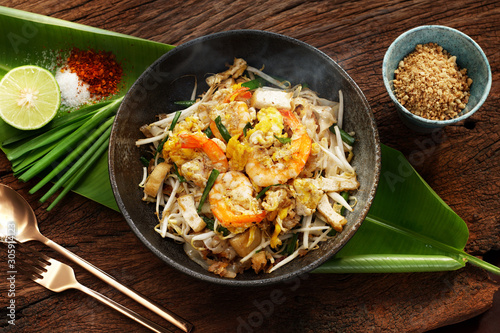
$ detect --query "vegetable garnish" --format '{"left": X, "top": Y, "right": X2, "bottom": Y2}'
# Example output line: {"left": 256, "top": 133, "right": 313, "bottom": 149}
{"left": 29, "top": 116, "right": 115, "bottom": 194}
{"left": 2, "top": 101, "right": 107, "bottom": 146}
{"left": 256, "top": 184, "right": 280, "bottom": 200}
{"left": 172, "top": 163, "right": 186, "bottom": 183}
{"left": 204, "top": 125, "right": 214, "bottom": 138}
{"left": 214, "top": 115, "right": 232, "bottom": 142}
{"left": 285, "top": 232, "right": 299, "bottom": 255}
{"left": 241, "top": 77, "right": 265, "bottom": 90}
{"left": 7, "top": 117, "right": 88, "bottom": 161}
{"left": 201, "top": 216, "right": 230, "bottom": 236}
{"left": 274, "top": 135, "right": 292, "bottom": 144}
{"left": 140, "top": 156, "right": 150, "bottom": 167}
{"left": 169, "top": 111, "right": 182, "bottom": 131}
{"left": 40, "top": 124, "right": 112, "bottom": 205}
{"left": 156, "top": 136, "right": 169, "bottom": 154}
{"left": 46, "top": 135, "right": 111, "bottom": 211}
{"left": 242, "top": 122, "right": 252, "bottom": 137}
{"left": 197, "top": 169, "right": 220, "bottom": 212}
{"left": 156, "top": 110, "right": 182, "bottom": 154}
{"left": 19, "top": 97, "right": 121, "bottom": 183}
{"left": 329, "top": 124, "right": 355, "bottom": 146}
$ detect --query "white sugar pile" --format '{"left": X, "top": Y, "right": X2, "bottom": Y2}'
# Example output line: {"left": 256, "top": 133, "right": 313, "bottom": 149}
{"left": 55, "top": 69, "right": 92, "bottom": 108}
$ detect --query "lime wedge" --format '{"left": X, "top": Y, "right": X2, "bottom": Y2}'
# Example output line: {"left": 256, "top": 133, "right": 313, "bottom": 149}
{"left": 0, "top": 65, "right": 60, "bottom": 130}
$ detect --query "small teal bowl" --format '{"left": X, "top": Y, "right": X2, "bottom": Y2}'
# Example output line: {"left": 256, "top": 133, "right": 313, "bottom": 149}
{"left": 382, "top": 25, "right": 492, "bottom": 133}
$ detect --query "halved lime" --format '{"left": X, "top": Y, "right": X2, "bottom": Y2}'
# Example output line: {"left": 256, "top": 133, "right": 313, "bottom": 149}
{"left": 0, "top": 65, "right": 60, "bottom": 130}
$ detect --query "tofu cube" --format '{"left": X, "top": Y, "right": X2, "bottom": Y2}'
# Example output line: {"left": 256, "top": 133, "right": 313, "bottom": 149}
{"left": 250, "top": 88, "right": 292, "bottom": 110}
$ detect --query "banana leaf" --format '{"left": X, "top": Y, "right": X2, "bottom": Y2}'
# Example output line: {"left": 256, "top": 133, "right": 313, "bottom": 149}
{"left": 317, "top": 144, "right": 500, "bottom": 274}
{"left": 0, "top": 7, "right": 497, "bottom": 274}
{"left": 0, "top": 6, "right": 174, "bottom": 210}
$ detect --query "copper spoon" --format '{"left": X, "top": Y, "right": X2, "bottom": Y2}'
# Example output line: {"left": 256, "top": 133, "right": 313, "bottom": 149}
{"left": 0, "top": 184, "right": 193, "bottom": 333}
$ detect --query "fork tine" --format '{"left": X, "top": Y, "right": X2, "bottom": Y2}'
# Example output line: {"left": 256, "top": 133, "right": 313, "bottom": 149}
{"left": 2, "top": 239, "right": 50, "bottom": 280}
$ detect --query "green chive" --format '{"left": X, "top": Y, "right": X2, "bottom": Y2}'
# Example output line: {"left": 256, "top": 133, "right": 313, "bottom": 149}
{"left": 243, "top": 122, "right": 252, "bottom": 137}
{"left": 47, "top": 137, "right": 110, "bottom": 211}
{"left": 19, "top": 98, "right": 121, "bottom": 183}
{"left": 197, "top": 169, "right": 219, "bottom": 212}
{"left": 204, "top": 125, "right": 213, "bottom": 138}
{"left": 156, "top": 111, "right": 182, "bottom": 154}
{"left": 156, "top": 135, "right": 169, "bottom": 154}
{"left": 169, "top": 111, "right": 182, "bottom": 131}
{"left": 29, "top": 117, "right": 115, "bottom": 194}
{"left": 241, "top": 77, "right": 265, "bottom": 90}
{"left": 6, "top": 117, "right": 88, "bottom": 161}
{"left": 256, "top": 184, "right": 281, "bottom": 200}
{"left": 285, "top": 232, "right": 299, "bottom": 255}
{"left": 214, "top": 116, "right": 232, "bottom": 142}
{"left": 256, "top": 185, "right": 272, "bottom": 200}
{"left": 329, "top": 124, "right": 355, "bottom": 146}
{"left": 172, "top": 163, "right": 186, "bottom": 183}
{"left": 40, "top": 126, "right": 112, "bottom": 202}
{"left": 274, "top": 135, "right": 292, "bottom": 145}
{"left": 1, "top": 101, "right": 107, "bottom": 146}
{"left": 140, "top": 156, "right": 150, "bottom": 167}
{"left": 12, "top": 142, "right": 58, "bottom": 175}
{"left": 201, "top": 216, "right": 230, "bottom": 236}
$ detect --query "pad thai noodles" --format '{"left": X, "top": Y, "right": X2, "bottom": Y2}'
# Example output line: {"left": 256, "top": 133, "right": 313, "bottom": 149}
{"left": 136, "top": 58, "right": 359, "bottom": 278}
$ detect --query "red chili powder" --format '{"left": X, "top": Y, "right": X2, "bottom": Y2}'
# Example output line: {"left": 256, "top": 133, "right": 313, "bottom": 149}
{"left": 64, "top": 47, "right": 123, "bottom": 98}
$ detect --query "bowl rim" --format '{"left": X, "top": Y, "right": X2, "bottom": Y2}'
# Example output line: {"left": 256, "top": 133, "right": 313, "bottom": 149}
{"left": 382, "top": 25, "right": 492, "bottom": 125}
{"left": 109, "top": 29, "right": 381, "bottom": 286}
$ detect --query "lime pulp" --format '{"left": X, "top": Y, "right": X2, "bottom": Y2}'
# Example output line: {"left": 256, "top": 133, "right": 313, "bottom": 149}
{"left": 0, "top": 65, "right": 61, "bottom": 130}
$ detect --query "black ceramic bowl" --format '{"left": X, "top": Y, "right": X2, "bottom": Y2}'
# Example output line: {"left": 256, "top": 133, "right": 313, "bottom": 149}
{"left": 109, "top": 30, "right": 381, "bottom": 286}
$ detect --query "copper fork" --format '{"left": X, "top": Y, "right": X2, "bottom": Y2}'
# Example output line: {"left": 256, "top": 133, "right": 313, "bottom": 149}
{"left": 13, "top": 242, "right": 173, "bottom": 333}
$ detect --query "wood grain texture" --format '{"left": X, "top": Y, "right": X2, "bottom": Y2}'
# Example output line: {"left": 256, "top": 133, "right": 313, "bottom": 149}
{"left": 0, "top": 0, "right": 499, "bottom": 332}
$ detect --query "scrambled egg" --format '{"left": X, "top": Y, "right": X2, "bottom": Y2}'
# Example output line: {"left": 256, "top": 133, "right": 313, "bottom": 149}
{"left": 226, "top": 136, "right": 251, "bottom": 171}
{"left": 246, "top": 107, "right": 286, "bottom": 147}
{"left": 293, "top": 178, "right": 323, "bottom": 216}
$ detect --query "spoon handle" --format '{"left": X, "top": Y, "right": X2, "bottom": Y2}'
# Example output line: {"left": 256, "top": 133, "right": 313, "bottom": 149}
{"left": 40, "top": 236, "right": 193, "bottom": 333}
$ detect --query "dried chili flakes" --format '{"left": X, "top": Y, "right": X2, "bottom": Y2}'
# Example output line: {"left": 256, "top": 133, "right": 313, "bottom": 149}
{"left": 63, "top": 47, "right": 123, "bottom": 98}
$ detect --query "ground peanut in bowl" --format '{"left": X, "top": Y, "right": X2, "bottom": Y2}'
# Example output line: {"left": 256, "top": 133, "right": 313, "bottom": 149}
{"left": 393, "top": 43, "right": 472, "bottom": 121}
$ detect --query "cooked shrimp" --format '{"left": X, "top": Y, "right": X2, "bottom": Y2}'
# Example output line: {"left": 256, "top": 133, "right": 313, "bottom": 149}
{"left": 209, "top": 171, "right": 266, "bottom": 229}
{"left": 179, "top": 132, "right": 229, "bottom": 172}
{"left": 245, "top": 109, "right": 312, "bottom": 187}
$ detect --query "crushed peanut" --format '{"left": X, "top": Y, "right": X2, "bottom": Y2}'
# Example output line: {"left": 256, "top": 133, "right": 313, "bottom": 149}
{"left": 393, "top": 43, "right": 472, "bottom": 121}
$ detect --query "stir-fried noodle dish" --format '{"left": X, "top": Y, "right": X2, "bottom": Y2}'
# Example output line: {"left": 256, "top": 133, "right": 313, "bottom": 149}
{"left": 136, "top": 58, "right": 359, "bottom": 278}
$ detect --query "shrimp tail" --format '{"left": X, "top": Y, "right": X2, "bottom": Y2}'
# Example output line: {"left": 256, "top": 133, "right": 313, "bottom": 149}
{"left": 212, "top": 202, "right": 266, "bottom": 227}
{"left": 179, "top": 132, "right": 229, "bottom": 170}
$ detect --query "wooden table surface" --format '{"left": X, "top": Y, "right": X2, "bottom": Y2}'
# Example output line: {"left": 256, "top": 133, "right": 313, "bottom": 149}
{"left": 1, "top": 1, "right": 499, "bottom": 332}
